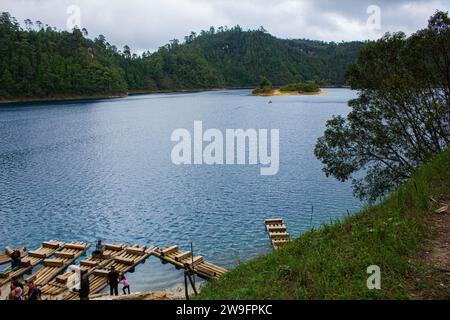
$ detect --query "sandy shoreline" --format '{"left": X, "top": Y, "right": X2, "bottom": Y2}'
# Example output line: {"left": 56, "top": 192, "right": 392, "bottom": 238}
{"left": 252, "top": 89, "right": 328, "bottom": 97}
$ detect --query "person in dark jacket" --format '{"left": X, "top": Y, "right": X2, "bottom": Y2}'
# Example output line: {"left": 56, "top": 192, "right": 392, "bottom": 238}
{"left": 78, "top": 270, "right": 90, "bottom": 300}
{"left": 107, "top": 266, "right": 119, "bottom": 296}
{"left": 10, "top": 250, "right": 22, "bottom": 269}
{"left": 27, "top": 281, "right": 41, "bottom": 301}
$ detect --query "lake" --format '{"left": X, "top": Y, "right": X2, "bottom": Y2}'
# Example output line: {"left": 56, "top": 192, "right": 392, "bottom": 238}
{"left": 0, "top": 88, "right": 361, "bottom": 292}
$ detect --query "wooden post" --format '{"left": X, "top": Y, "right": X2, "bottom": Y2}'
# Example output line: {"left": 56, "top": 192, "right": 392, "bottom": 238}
{"left": 187, "top": 271, "right": 198, "bottom": 296}
{"left": 184, "top": 271, "right": 190, "bottom": 300}
{"left": 190, "top": 242, "right": 196, "bottom": 288}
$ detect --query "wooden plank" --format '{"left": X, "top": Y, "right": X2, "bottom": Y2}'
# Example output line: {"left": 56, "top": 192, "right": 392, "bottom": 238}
{"left": 195, "top": 266, "right": 216, "bottom": 278}
{"left": 28, "top": 251, "right": 48, "bottom": 259}
{"left": 43, "top": 241, "right": 61, "bottom": 249}
{"left": 125, "top": 247, "right": 146, "bottom": 256}
{"left": 80, "top": 260, "right": 99, "bottom": 267}
{"left": 185, "top": 256, "right": 204, "bottom": 268}
{"left": 175, "top": 251, "right": 192, "bottom": 262}
{"left": 267, "top": 225, "right": 287, "bottom": 232}
{"left": 162, "top": 246, "right": 179, "bottom": 255}
{"left": 269, "top": 232, "right": 290, "bottom": 239}
{"left": 54, "top": 252, "right": 75, "bottom": 259}
{"left": 44, "top": 259, "right": 64, "bottom": 267}
{"left": 63, "top": 243, "right": 89, "bottom": 250}
{"left": 265, "top": 218, "right": 283, "bottom": 224}
{"left": 104, "top": 244, "right": 123, "bottom": 251}
{"left": 56, "top": 273, "right": 71, "bottom": 284}
{"left": 114, "top": 256, "right": 134, "bottom": 266}
{"left": 93, "top": 269, "right": 109, "bottom": 277}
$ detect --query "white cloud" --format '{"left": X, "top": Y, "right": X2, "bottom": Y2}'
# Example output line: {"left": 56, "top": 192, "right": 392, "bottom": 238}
{"left": 1, "top": 0, "right": 448, "bottom": 53}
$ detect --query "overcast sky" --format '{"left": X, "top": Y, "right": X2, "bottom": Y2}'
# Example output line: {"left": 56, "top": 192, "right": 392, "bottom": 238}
{"left": 2, "top": 0, "right": 449, "bottom": 53}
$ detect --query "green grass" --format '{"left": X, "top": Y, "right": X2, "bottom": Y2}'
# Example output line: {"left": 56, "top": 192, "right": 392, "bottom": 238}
{"left": 198, "top": 148, "right": 450, "bottom": 300}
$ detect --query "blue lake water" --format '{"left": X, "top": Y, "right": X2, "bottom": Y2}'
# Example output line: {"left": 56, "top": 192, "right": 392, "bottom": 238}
{"left": 0, "top": 89, "right": 361, "bottom": 292}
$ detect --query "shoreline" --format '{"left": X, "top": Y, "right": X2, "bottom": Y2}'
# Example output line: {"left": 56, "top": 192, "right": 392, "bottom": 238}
{"left": 0, "top": 94, "right": 128, "bottom": 106}
{"left": 0, "top": 86, "right": 343, "bottom": 106}
{"left": 252, "top": 89, "right": 328, "bottom": 97}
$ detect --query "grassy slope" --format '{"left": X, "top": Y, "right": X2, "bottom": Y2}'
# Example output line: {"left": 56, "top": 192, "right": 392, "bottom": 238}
{"left": 198, "top": 148, "right": 450, "bottom": 300}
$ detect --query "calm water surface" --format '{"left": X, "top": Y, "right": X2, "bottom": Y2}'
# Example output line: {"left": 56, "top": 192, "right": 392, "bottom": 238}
{"left": 0, "top": 89, "right": 361, "bottom": 292}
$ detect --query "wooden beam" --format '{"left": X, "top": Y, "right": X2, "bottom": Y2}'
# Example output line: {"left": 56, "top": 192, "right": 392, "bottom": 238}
{"left": 80, "top": 260, "right": 99, "bottom": 267}
{"left": 43, "top": 259, "right": 64, "bottom": 268}
{"left": 54, "top": 252, "right": 75, "bottom": 259}
{"left": 63, "top": 243, "right": 88, "bottom": 250}
{"left": 125, "top": 247, "right": 146, "bottom": 256}
{"left": 162, "top": 246, "right": 179, "bottom": 255}
{"left": 105, "top": 244, "right": 123, "bottom": 251}
{"left": 185, "top": 256, "right": 204, "bottom": 268}
{"left": 265, "top": 218, "right": 283, "bottom": 224}
{"left": 114, "top": 257, "right": 134, "bottom": 266}
{"left": 28, "top": 251, "right": 48, "bottom": 259}
{"left": 43, "top": 241, "right": 61, "bottom": 249}
{"left": 175, "top": 251, "right": 192, "bottom": 262}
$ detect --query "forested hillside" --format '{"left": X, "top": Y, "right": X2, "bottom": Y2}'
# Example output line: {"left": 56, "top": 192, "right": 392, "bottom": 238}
{"left": 0, "top": 12, "right": 364, "bottom": 101}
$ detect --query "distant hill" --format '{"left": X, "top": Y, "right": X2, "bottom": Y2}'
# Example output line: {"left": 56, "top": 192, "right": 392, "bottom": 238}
{"left": 0, "top": 13, "right": 364, "bottom": 101}
{"left": 128, "top": 26, "right": 365, "bottom": 91}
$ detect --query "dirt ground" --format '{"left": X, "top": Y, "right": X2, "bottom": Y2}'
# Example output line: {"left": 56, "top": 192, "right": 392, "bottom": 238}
{"left": 413, "top": 200, "right": 450, "bottom": 299}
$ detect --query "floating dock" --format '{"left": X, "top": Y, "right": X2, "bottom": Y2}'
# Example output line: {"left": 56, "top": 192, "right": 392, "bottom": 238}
{"left": 152, "top": 245, "right": 227, "bottom": 280}
{"left": 265, "top": 218, "right": 290, "bottom": 250}
{"left": 62, "top": 245, "right": 155, "bottom": 300}
{"left": 25, "top": 242, "right": 90, "bottom": 286}
{"left": 0, "top": 241, "right": 63, "bottom": 287}
{"left": 2, "top": 240, "right": 228, "bottom": 300}
{"left": 41, "top": 243, "right": 127, "bottom": 296}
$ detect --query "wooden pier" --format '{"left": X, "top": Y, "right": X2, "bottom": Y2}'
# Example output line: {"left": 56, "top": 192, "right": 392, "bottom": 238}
{"left": 0, "top": 241, "right": 63, "bottom": 287}
{"left": 41, "top": 243, "right": 127, "bottom": 296}
{"left": 62, "top": 245, "right": 155, "bottom": 300}
{"left": 2, "top": 240, "right": 228, "bottom": 300}
{"left": 265, "top": 218, "right": 290, "bottom": 250}
{"left": 25, "top": 242, "right": 90, "bottom": 286}
{"left": 152, "top": 245, "right": 227, "bottom": 280}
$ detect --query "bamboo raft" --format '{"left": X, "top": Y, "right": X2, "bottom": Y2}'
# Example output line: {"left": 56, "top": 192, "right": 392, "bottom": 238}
{"left": 25, "top": 242, "right": 90, "bottom": 286}
{"left": 265, "top": 218, "right": 290, "bottom": 250}
{"left": 0, "top": 241, "right": 63, "bottom": 287}
{"left": 63, "top": 245, "right": 155, "bottom": 300}
{"left": 152, "top": 245, "right": 227, "bottom": 280}
{"left": 41, "top": 244, "right": 127, "bottom": 296}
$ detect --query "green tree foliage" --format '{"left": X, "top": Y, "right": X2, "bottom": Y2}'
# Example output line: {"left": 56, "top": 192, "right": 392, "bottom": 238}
{"left": 252, "top": 77, "right": 273, "bottom": 94}
{"left": 280, "top": 81, "right": 320, "bottom": 93}
{"left": 146, "top": 27, "right": 364, "bottom": 89}
{"left": 314, "top": 11, "right": 450, "bottom": 201}
{"left": 0, "top": 13, "right": 363, "bottom": 100}
{"left": 0, "top": 12, "right": 127, "bottom": 99}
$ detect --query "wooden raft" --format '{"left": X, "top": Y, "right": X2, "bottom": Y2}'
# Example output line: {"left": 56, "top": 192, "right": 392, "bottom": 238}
{"left": 0, "top": 241, "right": 63, "bottom": 287}
{"left": 63, "top": 245, "right": 155, "bottom": 300}
{"left": 152, "top": 246, "right": 227, "bottom": 280}
{"left": 41, "top": 244, "right": 127, "bottom": 296}
{"left": 25, "top": 242, "right": 90, "bottom": 286}
{"left": 265, "top": 218, "right": 290, "bottom": 250}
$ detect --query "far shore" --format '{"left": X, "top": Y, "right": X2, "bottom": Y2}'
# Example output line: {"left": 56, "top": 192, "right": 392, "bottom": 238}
{"left": 252, "top": 89, "right": 329, "bottom": 97}
{"left": 0, "top": 94, "right": 128, "bottom": 106}
{"left": 0, "top": 86, "right": 341, "bottom": 105}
